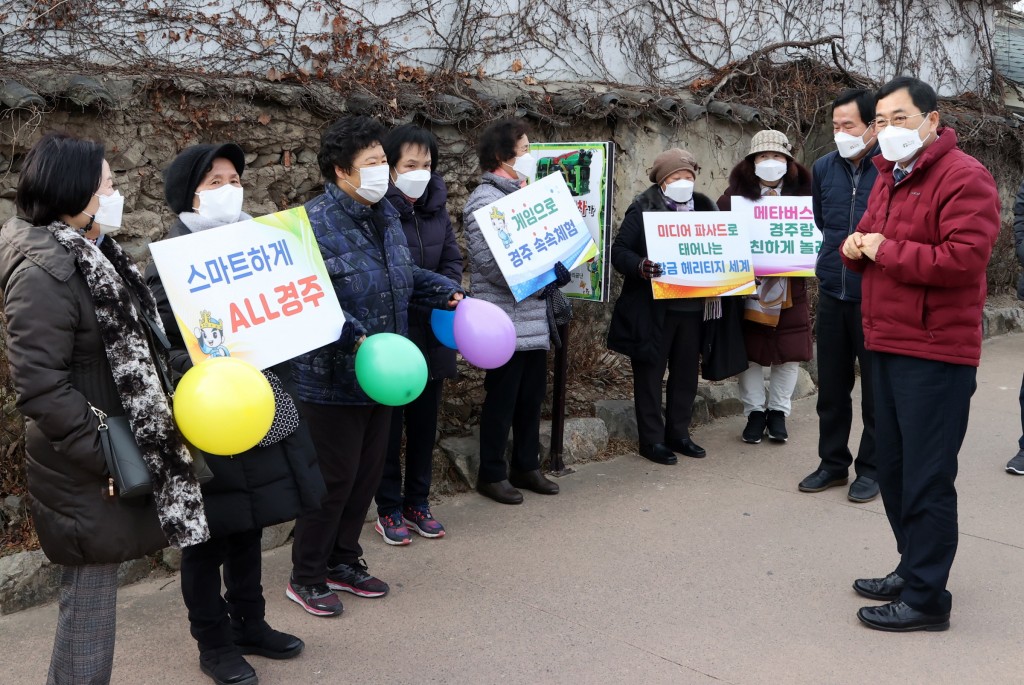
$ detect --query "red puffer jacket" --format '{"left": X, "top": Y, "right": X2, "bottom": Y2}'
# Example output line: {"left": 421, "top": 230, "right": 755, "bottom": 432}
{"left": 842, "top": 127, "right": 999, "bottom": 366}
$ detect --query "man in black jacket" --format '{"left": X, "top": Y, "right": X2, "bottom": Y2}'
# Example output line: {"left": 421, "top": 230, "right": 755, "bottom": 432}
{"left": 1007, "top": 179, "right": 1024, "bottom": 474}
{"left": 798, "top": 89, "right": 881, "bottom": 502}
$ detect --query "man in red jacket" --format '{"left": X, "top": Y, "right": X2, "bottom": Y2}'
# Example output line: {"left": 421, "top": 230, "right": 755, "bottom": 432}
{"left": 841, "top": 76, "right": 999, "bottom": 632}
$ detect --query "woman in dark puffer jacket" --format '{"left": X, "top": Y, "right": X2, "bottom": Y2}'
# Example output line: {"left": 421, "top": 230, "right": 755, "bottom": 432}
{"left": 373, "top": 124, "right": 463, "bottom": 545}
{"left": 147, "top": 143, "right": 326, "bottom": 685}
{"left": 1, "top": 132, "right": 209, "bottom": 685}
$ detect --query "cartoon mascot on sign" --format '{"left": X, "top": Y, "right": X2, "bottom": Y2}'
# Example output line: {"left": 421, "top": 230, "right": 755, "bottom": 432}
{"left": 491, "top": 206, "right": 512, "bottom": 249}
{"left": 194, "top": 310, "right": 230, "bottom": 358}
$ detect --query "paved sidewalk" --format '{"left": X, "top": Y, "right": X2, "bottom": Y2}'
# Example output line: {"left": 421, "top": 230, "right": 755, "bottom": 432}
{"left": 3, "top": 333, "right": 1024, "bottom": 684}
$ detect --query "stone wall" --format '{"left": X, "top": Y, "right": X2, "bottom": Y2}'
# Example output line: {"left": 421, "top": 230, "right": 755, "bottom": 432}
{"left": 0, "top": 79, "right": 759, "bottom": 265}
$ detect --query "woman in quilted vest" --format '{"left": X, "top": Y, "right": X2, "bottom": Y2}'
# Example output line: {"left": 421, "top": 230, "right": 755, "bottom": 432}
{"left": 463, "top": 119, "right": 568, "bottom": 505}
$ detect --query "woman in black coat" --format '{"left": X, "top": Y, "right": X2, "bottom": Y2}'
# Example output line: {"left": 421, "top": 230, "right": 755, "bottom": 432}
{"left": 608, "top": 148, "right": 719, "bottom": 466}
{"left": 147, "top": 143, "right": 326, "bottom": 685}
{"left": 373, "top": 124, "right": 463, "bottom": 544}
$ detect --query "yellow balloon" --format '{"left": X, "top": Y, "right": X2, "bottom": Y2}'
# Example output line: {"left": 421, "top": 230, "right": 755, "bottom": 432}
{"left": 173, "top": 357, "right": 275, "bottom": 456}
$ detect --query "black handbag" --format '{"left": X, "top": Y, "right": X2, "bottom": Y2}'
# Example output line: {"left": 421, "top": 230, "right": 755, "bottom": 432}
{"left": 93, "top": 405, "right": 214, "bottom": 498}
{"left": 700, "top": 297, "right": 749, "bottom": 381}
{"left": 93, "top": 310, "right": 214, "bottom": 498}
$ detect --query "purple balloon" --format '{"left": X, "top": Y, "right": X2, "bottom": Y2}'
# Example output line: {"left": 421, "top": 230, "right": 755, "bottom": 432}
{"left": 453, "top": 298, "right": 516, "bottom": 369}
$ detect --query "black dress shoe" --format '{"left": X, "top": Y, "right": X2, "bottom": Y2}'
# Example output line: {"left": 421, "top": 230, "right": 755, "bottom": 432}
{"left": 199, "top": 646, "right": 258, "bottom": 685}
{"left": 848, "top": 475, "right": 880, "bottom": 503}
{"left": 853, "top": 571, "right": 905, "bottom": 601}
{"left": 639, "top": 443, "right": 678, "bottom": 465}
{"left": 798, "top": 469, "right": 848, "bottom": 493}
{"left": 857, "top": 600, "right": 950, "bottom": 632}
{"left": 666, "top": 437, "right": 706, "bottom": 458}
{"left": 476, "top": 479, "right": 524, "bottom": 504}
{"left": 509, "top": 469, "right": 559, "bottom": 495}
{"left": 232, "top": 619, "right": 304, "bottom": 660}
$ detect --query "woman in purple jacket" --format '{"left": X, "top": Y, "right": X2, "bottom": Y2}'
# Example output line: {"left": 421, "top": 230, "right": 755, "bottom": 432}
{"left": 374, "top": 124, "right": 464, "bottom": 545}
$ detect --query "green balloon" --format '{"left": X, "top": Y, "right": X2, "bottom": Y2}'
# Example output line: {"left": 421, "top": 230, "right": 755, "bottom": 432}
{"left": 354, "top": 333, "right": 428, "bottom": 406}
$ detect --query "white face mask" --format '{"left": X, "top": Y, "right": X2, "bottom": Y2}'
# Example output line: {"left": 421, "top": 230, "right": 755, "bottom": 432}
{"left": 195, "top": 184, "right": 244, "bottom": 225}
{"left": 90, "top": 190, "right": 124, "bottom": 234}
{"left": 393, "top": 169, "right": 431, "bottom": 200}
{"left": 877, "top": 117, "right": 930, "bottom": 164}
{"left": 663, "top": 179, "right": 695, "bottom": 203}
{"left": 754, "top": 158, "right": 788, "bottom": 183}
{"left": 834, "top": 131, "right": 870, "bottom": 159}
{"left": 509, "top": 152, "right": 537, "bottom": 182}
{"left": 348, "top": 164, "right": 390, "bottom": 203}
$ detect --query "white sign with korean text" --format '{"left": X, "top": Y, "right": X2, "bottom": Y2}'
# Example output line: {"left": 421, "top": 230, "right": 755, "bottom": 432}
{"left": 730, "top": 196, "right": 822, "bottom": 277}
{"left": 471, "top": 172, "right": 597, "bottom": 302}
{"left": 148, "top": 207, "right": 346, "bottom": 370}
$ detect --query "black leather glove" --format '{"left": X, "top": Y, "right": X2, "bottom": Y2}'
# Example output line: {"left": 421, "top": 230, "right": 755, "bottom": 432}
{"left": 638, "top": 258, "right": 663, "bottom": 280}
{"left": 553, "top": 261, "right": 571, "bottom": 287}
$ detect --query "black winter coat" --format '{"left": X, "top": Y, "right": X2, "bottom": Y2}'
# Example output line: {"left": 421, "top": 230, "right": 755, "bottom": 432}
{"left": 1013, "top": 178, "right": 1024, "bottom": 300}
{"left": 385, "top": 173, "right": 463, "bottom": 380}
{"left": 0, "top": 218, "right": 167, "bottom": 565}
{"left": 812, "top": 146, "right": 880, "bottom": 302}
{"left": 146, "top": 219, "right": 326, "bottom": 539}
{"left": 607, "top": 185, "right": 718, "bottom": 364}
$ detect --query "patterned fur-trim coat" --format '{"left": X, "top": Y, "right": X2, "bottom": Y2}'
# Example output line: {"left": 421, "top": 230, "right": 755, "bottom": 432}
{"left": 0, "top": 218, "right": 169, "bottom": 564}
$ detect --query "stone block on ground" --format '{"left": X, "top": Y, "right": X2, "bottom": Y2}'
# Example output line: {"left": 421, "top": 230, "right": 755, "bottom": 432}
{"left": 261, "top": 521, "right": 294, "bottom": 551}
{"left": 801, "top": 343, "right": 818, "bottom": 386}
{"left": 791, "top": 367, "right": 816, "bottom": 401}
{"left": 691, "top": 395, "right": 710, "bottom": 426}
{"left": 0, "top": 550, "right": 60, "bottom": 615}
{"left": 161, "top": 547, "right": 182, "bottom": 571}
{"left": 595, "top": 399, "right": 637, "bottom": 442}
{"left": 698, "top": 380, "right": 744, "bottom": 418}
{"left": 983, "top": 306, "right": 1024, "bottom": 338}
{"left": 539, "top": 417, "right": 609, "bottom": 466}
{"left": 440, "top": 433, "right": 481, "bottom": 489}
{"left": 117, "top": 558, "right": 152, "bottom": 587}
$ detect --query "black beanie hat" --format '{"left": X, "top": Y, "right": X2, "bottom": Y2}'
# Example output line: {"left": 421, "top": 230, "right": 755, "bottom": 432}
{"left": 163, "top": 143, "right": 246, "bottom": 215}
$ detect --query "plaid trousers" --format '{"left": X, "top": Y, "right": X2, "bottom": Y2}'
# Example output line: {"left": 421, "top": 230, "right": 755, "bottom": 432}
{"left": 47, "top": 563, "right": 120, "bottom": 685}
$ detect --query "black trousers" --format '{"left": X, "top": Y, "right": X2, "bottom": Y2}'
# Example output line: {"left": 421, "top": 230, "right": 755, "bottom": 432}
{"left": 1018, "top": 372, "right": 1024, "bottom": 450}
{"left": 478, "top": 349, "right": 547, "bottom": 484}
{"left": 377, "top": 379, "right": 443, "bottom": 513}
{"left": 873, "top": 352, "right": 975, "bottom": 615}
{"left": 815, "top": 293, "right": 876, "bottom": 478}
{"left": 180, "top": 529, "right": 264, "bottom": 653}
{"left": 291, "top": 402, "right": 391, "bottom": 585}
{"left": 630, "top": 311, "right": 703, "bottom": 447}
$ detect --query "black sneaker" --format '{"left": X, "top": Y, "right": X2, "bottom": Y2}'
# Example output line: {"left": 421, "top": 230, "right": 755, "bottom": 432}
{"left": 1006, "top": 449, "right": 1024, "bottom": 475}
{"left": 285, "top": 577, "right": 343, "bottom": 617}
{"left": 326, "top": 559, "right": 390, "bottom": 598}
{"left": 742, "top": 411, "right": 767, "bottom": 444}
{"left": 766, "top": 410, "right": 788, "bottom": 442}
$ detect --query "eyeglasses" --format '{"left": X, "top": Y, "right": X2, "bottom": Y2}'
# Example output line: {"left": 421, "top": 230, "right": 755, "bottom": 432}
{"left": 872, "top": 112, "right": 928, "bottom": 129}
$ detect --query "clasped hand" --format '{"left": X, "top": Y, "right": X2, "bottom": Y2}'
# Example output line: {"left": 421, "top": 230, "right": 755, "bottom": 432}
{"left": 842, "top": 232, "right": 885, "bottom": 261}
